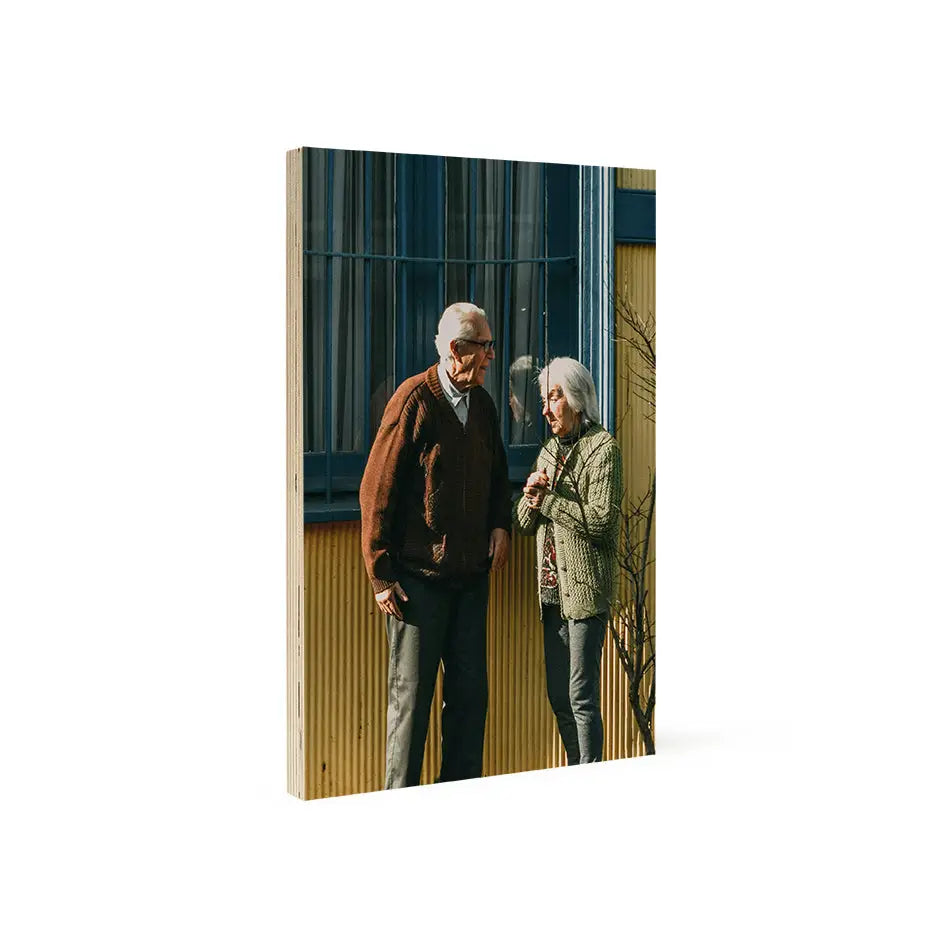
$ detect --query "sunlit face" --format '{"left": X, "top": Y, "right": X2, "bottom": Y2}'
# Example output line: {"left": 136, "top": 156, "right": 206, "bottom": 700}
{"left": 542, "top": 384, "right": 580, "bottom": 436}
{"left": 449, "top": 318, "right": 495, "bottom": 389}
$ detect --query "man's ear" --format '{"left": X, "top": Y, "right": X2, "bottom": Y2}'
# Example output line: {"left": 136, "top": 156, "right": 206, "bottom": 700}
{"left": 449, "top": 339, "right": 460, "bottom": 360}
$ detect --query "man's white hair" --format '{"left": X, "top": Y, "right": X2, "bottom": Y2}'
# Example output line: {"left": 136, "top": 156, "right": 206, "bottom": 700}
{"left": 434, "top": 302, "right": 487, "bottom": 361}
{"left": 538, "top": 357, "right": 601, "bottom": 426}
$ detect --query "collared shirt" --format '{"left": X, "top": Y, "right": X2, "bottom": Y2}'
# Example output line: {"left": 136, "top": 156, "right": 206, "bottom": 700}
{"left": 437, "top": 362, "right": 470, "bottom": 427}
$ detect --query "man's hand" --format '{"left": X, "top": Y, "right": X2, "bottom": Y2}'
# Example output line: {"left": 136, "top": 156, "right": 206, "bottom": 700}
{"left": 523, "top": 468, "right": 549, "bottom": 510}
{"left": 375, "top": 582, "right": 409, "bottom": 619}
{"left": 488, "top": 527, "right": 510, "bottom": 572}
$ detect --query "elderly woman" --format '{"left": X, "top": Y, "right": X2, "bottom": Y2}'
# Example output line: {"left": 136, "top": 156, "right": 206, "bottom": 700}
{"left": 514, "top": 357, "right": 622, "bottom": 765}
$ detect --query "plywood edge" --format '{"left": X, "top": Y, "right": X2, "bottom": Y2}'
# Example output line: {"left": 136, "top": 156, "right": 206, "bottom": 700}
{"left": 286, "top": 148, "right": 308, "bottom": 798}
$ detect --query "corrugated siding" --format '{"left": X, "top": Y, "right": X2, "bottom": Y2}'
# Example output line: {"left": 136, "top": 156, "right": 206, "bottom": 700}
{"left": 304, "top": 526, "right": 560, "bottom": 797}
{"left": 304, "top": 523, "right": 380, "bottom": 797}
{"left": 614, "top": 235, "right": 656, "bottom": 757}
{"left": 304, "top": 513, "right": 644, "bottom": 797}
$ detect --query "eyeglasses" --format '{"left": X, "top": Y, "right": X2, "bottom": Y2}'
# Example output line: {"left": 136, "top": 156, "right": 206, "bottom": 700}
{"left": 462, "top": 338, "right": 496, "bottom": 353}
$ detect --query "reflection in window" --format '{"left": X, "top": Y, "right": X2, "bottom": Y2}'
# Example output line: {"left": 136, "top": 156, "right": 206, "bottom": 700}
{"left": 509, "top": 354, "right": 541, "bottom": 443}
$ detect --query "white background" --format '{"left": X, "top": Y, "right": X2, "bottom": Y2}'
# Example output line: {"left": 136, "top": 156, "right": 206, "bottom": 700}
{"left": 2, "top": 3, "right": 936, "bottom": 935}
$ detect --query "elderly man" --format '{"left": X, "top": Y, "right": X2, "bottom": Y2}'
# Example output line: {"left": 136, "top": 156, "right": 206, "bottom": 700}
{"left": 360, "top": 302, "right": 511, "bottom": 788}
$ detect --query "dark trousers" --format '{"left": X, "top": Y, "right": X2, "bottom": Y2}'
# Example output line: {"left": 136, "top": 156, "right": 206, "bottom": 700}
{"left": 542, "top": 605, "right": 606, "bottom": 765}
{"left": 384, "top": 572, "right": 489, "bottom": 788}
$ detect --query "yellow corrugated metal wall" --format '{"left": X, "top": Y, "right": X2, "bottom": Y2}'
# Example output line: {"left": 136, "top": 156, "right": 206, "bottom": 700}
{"left": 304, "top": 525, "right": 568, "bottom": 798}
{"left": 301, "top": 168, "right": 655, "bottom": 798}
{"left": 614, "top": 167, "right": 656, "bottom": 757}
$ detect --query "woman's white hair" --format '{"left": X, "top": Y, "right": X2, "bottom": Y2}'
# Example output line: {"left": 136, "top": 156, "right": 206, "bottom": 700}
{"left": 434, "top": 302, "right": 487, "bottom": 361}
{"left": 538, "top": 357, "right": 601, "bottom": 426}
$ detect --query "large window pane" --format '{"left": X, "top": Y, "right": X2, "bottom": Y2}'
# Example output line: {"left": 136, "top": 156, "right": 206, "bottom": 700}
{"left": 303, "top": 149, "right": 576, "bottom": 486}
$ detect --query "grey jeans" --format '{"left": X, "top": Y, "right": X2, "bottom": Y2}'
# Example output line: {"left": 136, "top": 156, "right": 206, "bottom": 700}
{"left": 384, "top": 572, "right": 489, "bottom": 788}
{"left": 542, "top": 605, "right": 606, "bottom": 764}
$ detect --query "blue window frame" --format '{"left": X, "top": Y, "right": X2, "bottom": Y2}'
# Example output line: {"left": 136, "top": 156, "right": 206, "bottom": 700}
{"left": 301, "top": 147, "right": 582, "bottom": 522}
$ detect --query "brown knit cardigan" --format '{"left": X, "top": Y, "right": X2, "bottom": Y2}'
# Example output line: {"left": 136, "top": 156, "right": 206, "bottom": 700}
{"left": 360, "top": 365, "right": 512, "bottom": 593}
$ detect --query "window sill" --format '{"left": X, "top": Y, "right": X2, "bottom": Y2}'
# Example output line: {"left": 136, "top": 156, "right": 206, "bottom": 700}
{"left": 304, "top": 494, "right": 361, "bottom": 524}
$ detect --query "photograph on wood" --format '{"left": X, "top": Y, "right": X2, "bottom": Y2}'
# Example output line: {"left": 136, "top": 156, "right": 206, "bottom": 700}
{"left": 287, "top": 146, "right": 655, "bottom": 799}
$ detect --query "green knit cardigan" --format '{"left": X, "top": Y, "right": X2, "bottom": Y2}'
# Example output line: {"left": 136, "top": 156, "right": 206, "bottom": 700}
{"left": 514, "top": 424, "right": 623, "bottom": 621}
